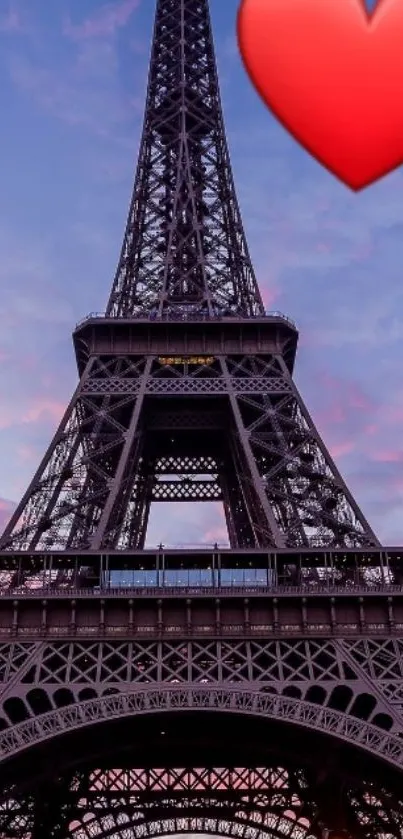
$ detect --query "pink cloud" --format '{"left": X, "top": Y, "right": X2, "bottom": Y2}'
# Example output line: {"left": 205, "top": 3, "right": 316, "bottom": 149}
{"left": 318, "top": 401, "right": 346, "bottom": 426}
{"left": 0, "top": 407, "right": 14, "bottom": 431}
{"left": 203, "top": 522, "right": 229, "bottom": 544}
{"left": 329, "top": 441, "right": 355, "bottom": 459}
{"left": 352, "top": 241, "right": 374, "bottom": 261}
{"left": 346, "top": 382, "right": 373, "bottom": 411}
{"left": 323, "top": 371, "right": 374, "bottom": 411}
{"left": 384, "top": 405, "right": 403, "bottom": 424}
{"left": 262, "top": 284, "right": 280, "bottom": 310}
{"left": 371, "top": 449, "right": 403, "bottom": 463}
{"left": 306, "top": 370, "right": 385, "bottom": 472}
{"left": 17, "top": 443, "right": 39, "bottom": 463}
{"left": 0, "top": 398, "right": 66, "bottom": 431}
{"left": 64, "top": 0, "right": 140, "bottom": 41}
{"left": 315, "top": 371, "right": 374, "bottom": 428}
{"left": 22, "top": 399, "right": 65, "bottom": 425}
{"left": 0, "top": 498, "right": 16, "bottom": 532}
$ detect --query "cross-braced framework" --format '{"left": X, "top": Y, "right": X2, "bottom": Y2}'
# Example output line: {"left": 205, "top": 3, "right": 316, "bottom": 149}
{"left": 2, "top": 734, "right": 403, "bottom": 839}
{"left": 106, "top": 0, "right": 264, "bottom": 319}
{"left": 2, "top": 765, "right": 403, "bottom": 839}
{"left": 0, "top": 638, "right": 403, "bottom": 745}
{"left": 0, "top": 0, "right": 400, "bottom": 836}
{"left": 0, "top": 349, "right": 379, "bottom": 551}
{"left": 0, "top": 638, "right": 402, "bottom": 837}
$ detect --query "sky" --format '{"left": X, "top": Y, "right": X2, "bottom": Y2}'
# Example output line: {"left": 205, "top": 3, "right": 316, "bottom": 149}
{"left": 0, "top": 0, "right": 402, "bottom": 548}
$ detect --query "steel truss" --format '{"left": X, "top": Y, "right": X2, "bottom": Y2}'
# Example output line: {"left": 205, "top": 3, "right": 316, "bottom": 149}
{"left": 105, "top": 0, "right": 264, "bottom": 319}
{"left": 0, "top": 352, "right": 378, "bottom": 552}
{"left": 1, "top": 761, "right": 403, "bottom": 839}
{"left": 0, "top": 637, "right": 403, "bottom": 742}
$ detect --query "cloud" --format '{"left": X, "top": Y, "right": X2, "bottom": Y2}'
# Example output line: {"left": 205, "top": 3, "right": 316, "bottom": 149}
{"left": 22, "top": 399, "right": 65, "bottom": 426}
{"left": 2, "top": 0, "right": 145, "bottom": 140}
{"left": 63, "top": 0, "right": 141, "bottom": 41}
{"left": 0, "top": 498, "right": 16, "bottom": 533}
{"left": 308, "top": 370, "right": 375, "bottom": 447}
{"left": 372, "top": 450, "right": 403, "bottom": 464}
{"left": 203, "top": 522, "right": 229, "bottom": 546}
{"left": 0, "top": 2, "right": 20, "bottom": 33}
{"left": 0, "top": 226, "right": 74, "bottom": 364}
{"left": 0, "top": 395, "right": 65, "bottom": 436}
{"left": 6, "top": 43, "right": 135, "bottom": 136}
{"left": 328, "top": 441, "right": 355, "bottom": 459}
{"left": 16, "top": 443, "right": 40, "bottom": 464}
{"left": 347, "top": 457, "right": 403, "bottom": 545}
{"left": 146, "top": 502, "right": 228, "bottom": 548}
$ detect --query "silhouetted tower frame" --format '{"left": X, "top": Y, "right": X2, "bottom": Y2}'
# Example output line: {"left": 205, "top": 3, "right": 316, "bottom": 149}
{"left": 0, "top": 3, "right": 378, "bottom": 553}
{"left": 107, "top": 0, "right": 265, "bottom": 320}
{"left": 1, "top": 3, "right": 402, "bottom": 839}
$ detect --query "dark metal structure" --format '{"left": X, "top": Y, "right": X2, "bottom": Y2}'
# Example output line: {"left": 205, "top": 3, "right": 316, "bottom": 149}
{"left": 0, "top": 0, "right": 401, "bottom": 837}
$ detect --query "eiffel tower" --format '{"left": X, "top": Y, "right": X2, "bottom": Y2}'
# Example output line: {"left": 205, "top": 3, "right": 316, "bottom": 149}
{"left": 0, "top": 0, "right": 403, "bottom": 837}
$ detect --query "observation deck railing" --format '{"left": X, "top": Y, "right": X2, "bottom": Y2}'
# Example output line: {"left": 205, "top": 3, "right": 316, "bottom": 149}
{"left": 0, "top": 546, "right": 401, "bottom": 595}
{"left": 0, "top": 582, "right": 402, "bottom": 599}
{"left": 75, "top": 310, "right": 297, "bottom": 329}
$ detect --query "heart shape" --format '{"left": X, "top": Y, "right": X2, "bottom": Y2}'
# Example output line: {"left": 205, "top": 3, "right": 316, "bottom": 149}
{"left": 237, "top": 0, "right": 403, "bottom": 190}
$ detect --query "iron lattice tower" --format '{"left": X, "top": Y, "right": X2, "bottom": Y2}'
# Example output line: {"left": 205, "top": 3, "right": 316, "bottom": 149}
{"left": 0, "top": 0, "right": 377, "bottom": 553}
{"left": 0, "top": 1, "right": 403, "bottom": 838}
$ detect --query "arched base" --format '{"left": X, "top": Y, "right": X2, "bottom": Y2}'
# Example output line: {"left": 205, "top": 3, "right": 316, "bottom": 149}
{"left": 70, "top": 812, "right": 309, "bottom": 839}
{"left": 0, "top": 688, "right": 403, "bottom": 838}
{"left": 0, "top": 686, "right": 402, "bottom": 772}
{"left": 2, "top": 756, "right": 402, "bottom": 839}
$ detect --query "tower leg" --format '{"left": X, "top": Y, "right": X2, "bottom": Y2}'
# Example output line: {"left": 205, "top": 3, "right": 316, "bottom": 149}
{"left": 306, "top": 774, "right": 362, "bottom": 839}
{"left": 31, "top": 780, "right": 73, "bottom": 839}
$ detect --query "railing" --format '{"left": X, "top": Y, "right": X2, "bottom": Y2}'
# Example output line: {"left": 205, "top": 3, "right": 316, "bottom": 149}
{"left": 1, "top": 582, "right": 402, "bottom": 598}
{"left": 2, "top": 620, "right": 403, "bottom": 640}
{"left": 1, "top": 548, "right": 400, "bottom": 595}
{"left": 152, "top": 542, "right": 228, "bottom": 550}
{"left": 75, "top": 310, "right": 297, "bottom": 329}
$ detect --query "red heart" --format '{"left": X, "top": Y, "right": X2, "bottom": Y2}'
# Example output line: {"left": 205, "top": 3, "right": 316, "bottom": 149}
{"left": 237, "top": 0, "right": 403, "bottom": 190}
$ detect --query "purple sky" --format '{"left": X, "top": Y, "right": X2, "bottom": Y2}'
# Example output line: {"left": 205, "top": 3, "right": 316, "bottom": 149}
{"left": 0, "top": 0, "right": 402, "bottom": 547}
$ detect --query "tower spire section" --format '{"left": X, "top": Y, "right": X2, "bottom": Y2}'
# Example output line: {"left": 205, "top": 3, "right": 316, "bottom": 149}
{"left": 0, "top": 0, "right": 379, "bottom": 553}
{"left": 106, "top": 0, "right": 265, "bottom": 319}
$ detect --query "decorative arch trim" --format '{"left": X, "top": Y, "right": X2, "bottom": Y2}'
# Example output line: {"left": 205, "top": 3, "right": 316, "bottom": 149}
{"left": 0, "top": 686, "right": 402, "bottom": 769}
{"left": 71, "top": 812, "right": 307, "bottom": 839}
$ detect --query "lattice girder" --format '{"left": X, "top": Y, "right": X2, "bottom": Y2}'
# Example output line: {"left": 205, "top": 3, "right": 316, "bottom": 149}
{"left": 106, "top": 0, "right": 264, "bottom": 319}
{"left": 0, "top": 638, "right": 401, "bottom": 738}
{"left": 0, "top": 633, "right": 402, "bottom": 837}
{"left": 1, "top": 737, "right": 403, "bottom": 839}
{"left": 0, "top": 349, "right": 378, "bottom": 552}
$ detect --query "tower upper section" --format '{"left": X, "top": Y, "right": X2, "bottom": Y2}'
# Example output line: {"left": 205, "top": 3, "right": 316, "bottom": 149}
{"left": 106, "top": 0, "right": 265, "bottom": 320}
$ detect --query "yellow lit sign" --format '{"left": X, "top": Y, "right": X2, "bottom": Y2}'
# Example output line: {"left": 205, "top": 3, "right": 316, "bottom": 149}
{"left": 158, "top": 356, "right": 215, "bottom": 366}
